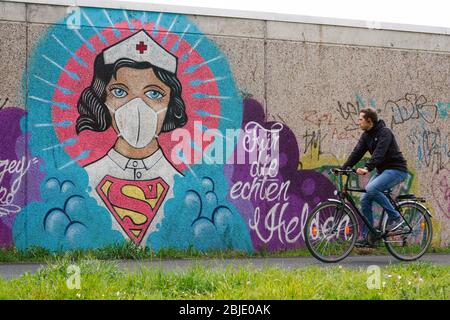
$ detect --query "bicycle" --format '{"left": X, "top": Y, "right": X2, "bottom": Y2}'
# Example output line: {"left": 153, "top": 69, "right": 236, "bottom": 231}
{"left": 304, "top": 168, "right": 433, "bottom": 263}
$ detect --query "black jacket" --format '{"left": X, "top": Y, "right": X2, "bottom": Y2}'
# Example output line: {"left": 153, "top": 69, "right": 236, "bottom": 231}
{"left": 342, "top": 119, "right": 408, "bottom": 173}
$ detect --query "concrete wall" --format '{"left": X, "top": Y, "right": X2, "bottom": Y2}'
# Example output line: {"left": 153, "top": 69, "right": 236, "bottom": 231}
{"left": 0, "top": 0, "right": 448, "bottom": 252}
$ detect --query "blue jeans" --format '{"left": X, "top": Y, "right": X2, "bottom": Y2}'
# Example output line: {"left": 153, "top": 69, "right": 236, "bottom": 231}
{"left": 360, "top": 169, "right": 408, "bottom": 238}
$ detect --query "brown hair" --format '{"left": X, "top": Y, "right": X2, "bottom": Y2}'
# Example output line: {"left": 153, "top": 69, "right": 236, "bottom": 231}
{"left": 360, "top": 107, "right": 378, "bottom": 124}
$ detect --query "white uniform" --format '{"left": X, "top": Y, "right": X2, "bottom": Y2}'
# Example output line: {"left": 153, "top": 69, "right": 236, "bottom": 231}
{"left": 85, "top": 148, "right": 181, "bottom": 246}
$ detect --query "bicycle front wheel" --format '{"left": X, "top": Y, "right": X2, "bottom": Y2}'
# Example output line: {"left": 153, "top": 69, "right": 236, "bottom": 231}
{"left": 305, "top": 201, "right": 358, "bottom": 263}
{"left": 383, "top": 201, "right": 433, "bottom": 261}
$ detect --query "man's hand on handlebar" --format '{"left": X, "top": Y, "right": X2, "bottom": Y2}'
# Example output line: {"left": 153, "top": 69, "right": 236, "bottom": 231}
{"left": 330, "top": 167, "right": 369, "bottom": 176}
{"left": 330, "top": 168, "right": 356, "bottom": 175}
{"left": 356, "top": 168, "right": 369, "bottom": 175}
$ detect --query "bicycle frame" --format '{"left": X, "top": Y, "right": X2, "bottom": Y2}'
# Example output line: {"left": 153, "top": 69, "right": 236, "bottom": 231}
{"left": 330, "top": 169, "right": 413, "bottom": 239}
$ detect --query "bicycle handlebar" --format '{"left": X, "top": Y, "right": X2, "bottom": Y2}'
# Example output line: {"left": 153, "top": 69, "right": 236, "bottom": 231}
{"left": 329, "top": 168, "right": 357, "bottom": 175}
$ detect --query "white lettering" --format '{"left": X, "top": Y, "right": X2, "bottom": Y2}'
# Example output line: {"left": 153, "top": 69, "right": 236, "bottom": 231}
{"left": 0, "top": 157, "right": 37, "bottom": 216}
{"left": 249, "top": 203, "right": 310, "bottom": 244}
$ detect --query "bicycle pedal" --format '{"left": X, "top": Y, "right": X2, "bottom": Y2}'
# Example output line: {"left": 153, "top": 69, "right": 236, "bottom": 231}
{"left": 367, "top": 232, "right": 381, "bottom": 244}
{"left": 386, "top": 231, "right": 409, "bottom": 237}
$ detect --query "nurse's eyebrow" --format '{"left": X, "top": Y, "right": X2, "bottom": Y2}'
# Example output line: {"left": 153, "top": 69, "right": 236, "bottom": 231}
{"left": 143, "top": 84, "right": 165, "bottom": 92}
{"left": 108, "top": 82, "right": 129, "bottom": 89}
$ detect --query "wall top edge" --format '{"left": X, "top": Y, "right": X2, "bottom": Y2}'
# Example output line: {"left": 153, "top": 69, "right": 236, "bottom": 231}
{"left": 3, "top": 0, "right": 450, "bottom": 36}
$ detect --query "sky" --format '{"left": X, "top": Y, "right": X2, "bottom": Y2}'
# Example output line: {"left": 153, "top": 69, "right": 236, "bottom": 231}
{"left": 120, "top": 0, "right": 450, "bottom": 29}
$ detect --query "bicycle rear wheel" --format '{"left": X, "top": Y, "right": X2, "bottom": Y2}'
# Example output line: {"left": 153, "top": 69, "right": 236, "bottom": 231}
{"left": 383, "top": 201, "right": 433, "bottom": 261}
{"left": 305, "top": 201, "right": 358, "bottom": 263}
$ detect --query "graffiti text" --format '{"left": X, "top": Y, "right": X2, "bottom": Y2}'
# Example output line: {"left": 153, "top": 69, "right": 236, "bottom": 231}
{"left": 0, "top": 157, "right": 38, "bottom": 216}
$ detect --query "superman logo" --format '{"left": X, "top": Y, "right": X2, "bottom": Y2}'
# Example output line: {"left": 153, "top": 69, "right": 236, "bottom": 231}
{"left": 96, "top": 175, "right": 169, "bottom": 245}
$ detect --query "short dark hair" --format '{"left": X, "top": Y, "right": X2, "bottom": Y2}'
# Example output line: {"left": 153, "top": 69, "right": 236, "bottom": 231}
{"left": 76, "top": 54, "right": 187, "bottom": 134}
{"left": 360, "top": 107, "right": 378, "bottom": 124}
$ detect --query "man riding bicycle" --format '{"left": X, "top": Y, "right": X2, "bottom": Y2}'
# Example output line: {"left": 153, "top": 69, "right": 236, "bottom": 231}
{"left": 341, "top": 107, "right": 408, "bottom": 247}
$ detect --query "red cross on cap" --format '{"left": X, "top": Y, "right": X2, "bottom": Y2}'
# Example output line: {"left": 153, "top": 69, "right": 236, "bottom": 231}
{"left": 136, "top": 41, "right": 148, "bottom": 54}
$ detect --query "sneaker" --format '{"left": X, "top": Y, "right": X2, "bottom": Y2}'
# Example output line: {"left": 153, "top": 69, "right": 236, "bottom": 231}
{"left": 355, "top": 238, "right": 375, "bottom": 248}
{"left": 386, "top": 217, "right": 405, "bottom": 232}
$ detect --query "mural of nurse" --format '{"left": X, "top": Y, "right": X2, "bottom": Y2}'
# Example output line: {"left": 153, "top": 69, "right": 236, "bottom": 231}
{"left": 75, "top": 30, "right": 187, "bottom": 245}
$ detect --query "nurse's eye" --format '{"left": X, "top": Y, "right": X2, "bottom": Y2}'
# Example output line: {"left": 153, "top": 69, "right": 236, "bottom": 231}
{"left": 145, "top": 90, "right": 163, "bottom": 100}
{"left": 111, "top": 88, "right": 128, "bottom": 98}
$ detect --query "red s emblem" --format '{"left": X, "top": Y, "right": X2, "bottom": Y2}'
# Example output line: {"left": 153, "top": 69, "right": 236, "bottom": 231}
{"left": 96, "top": 175, "right": 169, "bottom": 245}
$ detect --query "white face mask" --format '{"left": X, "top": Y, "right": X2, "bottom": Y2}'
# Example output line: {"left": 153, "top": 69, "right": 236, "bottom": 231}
{"left": 108, "top": 98, "right": 167, "bottom": 149}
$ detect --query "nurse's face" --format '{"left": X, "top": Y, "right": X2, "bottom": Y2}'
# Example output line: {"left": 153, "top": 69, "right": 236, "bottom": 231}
{"left": 105, "top": 67, "right": 171, "bottom": 136}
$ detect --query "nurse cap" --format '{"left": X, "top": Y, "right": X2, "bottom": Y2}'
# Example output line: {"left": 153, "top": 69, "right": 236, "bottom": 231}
{"left": 103, "top": 29, "right": 177, "bottom": 73}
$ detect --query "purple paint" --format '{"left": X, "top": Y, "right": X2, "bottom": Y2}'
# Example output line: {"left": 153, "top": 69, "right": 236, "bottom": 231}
{"left": 301, "top": 178, "right": 316, "bottom": 196}
{"left": 225, "top": 98, "right": 337, "bottom": 251}
{"left": 0, "top": 107, "right": 43, "bottom": 247}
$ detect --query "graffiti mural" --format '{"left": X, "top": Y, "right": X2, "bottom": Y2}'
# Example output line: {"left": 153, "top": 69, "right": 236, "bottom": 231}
{"left": 0, "top": 7, "right": 338, "bottom": 253}
{"left": 1, "top": 6, "right": 448, "bottom": 252}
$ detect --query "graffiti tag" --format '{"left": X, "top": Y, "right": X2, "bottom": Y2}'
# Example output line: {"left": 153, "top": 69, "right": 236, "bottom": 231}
{"left": 0, "top": 96, "right": 8, "bottom": 110}
{"left": 302, "top": 129, "right": 327, "bottom": 160}
{"left": 385, "top": 93, "right": 437, "bottom": 128}
{"left": 336, "top": 100, "right": 361, "bottom": 131}
{"left": 330, "top": 127, "right": 360, "bottom": 140}
{"left": 439, "top": 174, "right": 450, "bottom": 217}
{"left": 407, "top": 127, "right": 450, "bottom": 173}
{"left": 432, "top": 168, "right": 450, "bottom": 218}
{"left": 303, "top": 111, "right": 336, "bottom": 127}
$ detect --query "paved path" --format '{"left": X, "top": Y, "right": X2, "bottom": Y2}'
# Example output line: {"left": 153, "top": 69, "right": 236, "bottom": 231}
{"left": 1, "top": 254, "right": 449, "bottom": 280}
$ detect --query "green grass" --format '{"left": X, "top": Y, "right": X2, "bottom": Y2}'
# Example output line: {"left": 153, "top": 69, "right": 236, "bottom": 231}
{"left": 1, "top": 242, "right": 449, "bottom": 263}
{"left": 0, "top": 243, "right": 254, "bottom": 263}
{"left": 0, "top": 259, "right": 448, "bottom": 299}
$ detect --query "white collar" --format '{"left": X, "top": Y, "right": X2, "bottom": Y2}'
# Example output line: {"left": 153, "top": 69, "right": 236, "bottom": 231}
{"left": 107, "top": 148, "right": 164, "bottom": 171}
